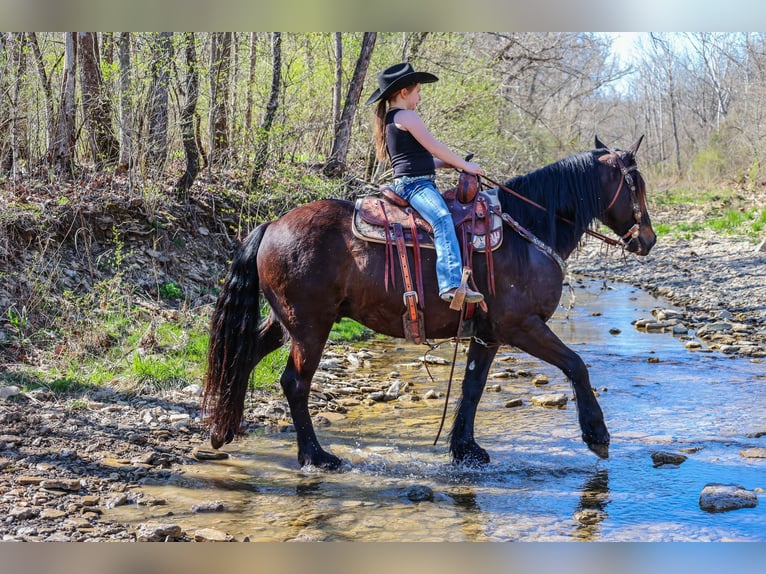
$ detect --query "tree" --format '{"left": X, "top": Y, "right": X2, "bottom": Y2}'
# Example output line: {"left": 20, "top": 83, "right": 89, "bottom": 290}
{"left": 248, "top": 32, "right": 281, "bottom": 190}
{"left": 117, "top": 32, "right": 133, "bottom": 171}
{"left": 28, "top": 33, "right": 55, "bottom": 161}
{"left": 78, "top": 32, "right": 119, "bottom": 169}
{"left": 51, "top": 32, "right": 77, "bottom": 176}
{"left": 324, "top": 32, "right": 377, "bottom": 177}
{"left": 175, "top": 32, "right": 201, "bottom": 197}
{"left": 209, "top": 32, "right": 232, "bottom": 167}
{"left": 146, "top": 32, "right": 174, "bottom": 170}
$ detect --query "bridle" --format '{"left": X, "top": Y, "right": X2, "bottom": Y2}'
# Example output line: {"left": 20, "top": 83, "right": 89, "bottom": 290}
{"left": 602, "top": 150, "right": 644, "bottom": 249}
{"left": 480, "top": 149, "right": 645, "bottom": 250}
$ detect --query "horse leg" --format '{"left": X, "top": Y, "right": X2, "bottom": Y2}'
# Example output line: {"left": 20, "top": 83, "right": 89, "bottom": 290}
{"left": 280, "top": 334, "right": 342, "bottom": 470}
{"left": 450, "top": 340, "right": 499, "bottom": 466}
{"left": 511, "top": 316, "right": 610, "bottom": 458}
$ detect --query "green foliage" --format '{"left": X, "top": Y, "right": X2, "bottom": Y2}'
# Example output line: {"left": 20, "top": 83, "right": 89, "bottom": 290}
{"left": 159, "top": 281, "right": 183, "bottom": 300}
{"left": 329, "top": 318, "right": 372, "bottom": 342}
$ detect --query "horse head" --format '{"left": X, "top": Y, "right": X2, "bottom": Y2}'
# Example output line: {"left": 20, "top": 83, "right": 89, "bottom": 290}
{"left": 595, "top": 135, "right": 657, "bottom": 256}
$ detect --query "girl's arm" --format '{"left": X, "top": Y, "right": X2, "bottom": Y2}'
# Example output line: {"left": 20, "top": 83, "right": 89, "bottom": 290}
{"left": 395, "top": 110, "right": 484, "bottom": 175}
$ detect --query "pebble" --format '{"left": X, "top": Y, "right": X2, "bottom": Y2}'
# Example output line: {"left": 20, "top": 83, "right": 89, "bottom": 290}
{"left": 194, "top": 528, "right": 232, "bottom": 542}
{"left": 651, "top": 451, "right": 688, "bottom": 467}
{"left": 406, "top": 485, "right": 434, "bottom": 502}
{"left": 531, "top": 393, "right": 568, "bottom": 408}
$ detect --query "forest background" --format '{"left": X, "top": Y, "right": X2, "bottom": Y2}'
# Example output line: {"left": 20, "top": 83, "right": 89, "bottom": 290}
{"left": 1, "top": 31, "right": 766, "bottom": 388}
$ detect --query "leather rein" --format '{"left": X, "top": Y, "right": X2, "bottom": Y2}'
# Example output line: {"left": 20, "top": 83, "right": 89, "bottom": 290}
{"left": 479, "top": 150, "right": 644, "bottom": 250}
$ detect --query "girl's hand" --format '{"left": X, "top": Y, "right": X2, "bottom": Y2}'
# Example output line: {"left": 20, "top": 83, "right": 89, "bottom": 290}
{"left": 463, "top": 161, "right": 484, "bottom": 176}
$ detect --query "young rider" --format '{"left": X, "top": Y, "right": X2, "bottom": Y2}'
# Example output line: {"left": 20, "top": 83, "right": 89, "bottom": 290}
{"left": 367, "top": 62, "right": 485, "bottom": 305}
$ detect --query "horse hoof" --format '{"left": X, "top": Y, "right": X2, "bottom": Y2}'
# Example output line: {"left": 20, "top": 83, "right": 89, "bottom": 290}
{"left": 210, "top": 427, "right": 234, "bottom": 450}
{"left": 452, "top": 444, "right": 491, "bottom": 467}
{"left": 300, "top": 452, "right": 344, "bottom": 471}
{"left": 588, "top": 442, "right": 609, "bottom": 459}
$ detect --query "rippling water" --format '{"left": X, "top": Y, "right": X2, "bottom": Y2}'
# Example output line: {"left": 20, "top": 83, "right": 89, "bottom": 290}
{"left": 107, "top": 278, "right": 765, "bottom": 541}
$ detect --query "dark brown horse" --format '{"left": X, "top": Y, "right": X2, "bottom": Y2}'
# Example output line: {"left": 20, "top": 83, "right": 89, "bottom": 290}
{"left": 203, "top": 136, "right": 656, "bottom": 469}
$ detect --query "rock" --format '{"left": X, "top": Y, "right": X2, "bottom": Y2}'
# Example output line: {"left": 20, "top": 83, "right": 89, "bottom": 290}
{"left": 696, "top": 322, "right": 733, "bottom": 338}
{"left": 194, "top": 528, "right": 232, "bottom": 542}
{"left": 182, "top": 384, "right": 203, "bottom": 396}
{"left": 0, "top": 386, "right": 22, "bottom": 399}
{"left": 609, "top": 328, "right": 621, "bottom": 335}
{"left": 192, "top": 448, "right": 230, "bottom": 461}
{"left": 191, "top": 500, "right": 225, "bottom": 513}
{"left": 531, "top": 393, "right": 568, "bottom": 408}
{"left": 385, "top": 380, "right": 409, "bottom": 399}
{"left": 504, "top": 398, "right": 523, "bottom": 408}
{"left": 651, "top": 451, "right": 688, "bottom": 467}
{"left": 699, "top": 483, "right": 759, "bottom": 512}
{"left": 406, "top": 485, "right": 434, "bottom": 502}
{"left": 136, "top": 522, "right": 183, "bottom": 542}
{"left": 423, "top": 390, "right": 440, "bottom": 400}
{"left": 740, "top": 447, "right": 766, "bottom": 459}
{"left": 757, "top": 237, "right": 766, "bottom": 252}
{"left": 532, "top": 374, "right": 549, "bottom": 386}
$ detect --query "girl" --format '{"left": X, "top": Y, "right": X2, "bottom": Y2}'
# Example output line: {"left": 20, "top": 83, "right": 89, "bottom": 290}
{"left": 367, "top": 62, "right": 485, "bottom": 305}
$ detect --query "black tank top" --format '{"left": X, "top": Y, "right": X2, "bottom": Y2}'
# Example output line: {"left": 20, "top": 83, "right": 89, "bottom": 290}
{"left": 385, "top": 109, "right": 435, "bottom": 178}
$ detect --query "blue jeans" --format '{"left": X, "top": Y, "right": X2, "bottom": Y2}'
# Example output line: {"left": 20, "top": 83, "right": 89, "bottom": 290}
{"left": 393, "top": 176, "right": 462, "bottom": 296}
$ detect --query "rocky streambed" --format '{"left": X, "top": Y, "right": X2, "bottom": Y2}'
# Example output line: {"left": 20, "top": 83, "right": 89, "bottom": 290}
{"left": 569, "top": 232, "right": 766, "bottom": 359}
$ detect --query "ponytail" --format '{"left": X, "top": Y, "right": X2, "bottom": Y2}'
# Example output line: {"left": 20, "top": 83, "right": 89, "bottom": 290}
{"left": 373, "top": 99, "right": 388, "bottom": 162}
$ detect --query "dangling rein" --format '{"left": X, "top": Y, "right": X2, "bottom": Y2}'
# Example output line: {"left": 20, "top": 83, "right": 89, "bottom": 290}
{"left": 480, "top": 173, "right": 637, "bottom": 250}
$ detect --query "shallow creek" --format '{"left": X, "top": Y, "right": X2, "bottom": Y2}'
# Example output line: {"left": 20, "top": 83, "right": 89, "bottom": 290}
{"left": 107, "top": 278, "right": 766, "bottom": 541}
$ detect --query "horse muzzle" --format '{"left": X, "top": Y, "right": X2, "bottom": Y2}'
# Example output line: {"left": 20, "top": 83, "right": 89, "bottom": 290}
{"left": 627, "top": 225, "right": 657, "bottom": 256}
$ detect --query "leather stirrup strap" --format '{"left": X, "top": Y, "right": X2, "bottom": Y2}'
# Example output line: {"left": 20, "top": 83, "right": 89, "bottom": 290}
{"left": 393, "top": 223, "right": 425, "bottom": 344}
{"left": 379, "top": 200, "right": 396, "bottom": 291}
{"left": 408, "top": 209, "right": 425, "bottom": 308}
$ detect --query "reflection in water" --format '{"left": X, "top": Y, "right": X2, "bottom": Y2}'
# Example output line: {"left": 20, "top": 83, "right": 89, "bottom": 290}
{"left": 104, "top": 279, "right": 766, "bottom": 541}
{"left": 572, "top": 468, "right": 610, "bottom": 540}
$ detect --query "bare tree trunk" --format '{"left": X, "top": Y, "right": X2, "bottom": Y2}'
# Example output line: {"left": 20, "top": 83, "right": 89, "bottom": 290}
{"left": 28, "top": 33, "right": 55, "bottom": 158}
{"left": 2, "top": 33, "right": 27, "bottom": 179}
{"left": 324, "top": 32, "right": 377, "bottom": 177}
{"left": 51, "top": 32, "right": 77, "bottom": 176}
{"left": 146, "top": 32, "right": 173, "bottom": 170}
{"left": 78, "top": 32, "right": 119, "bottom": 170}
{"left": 333, "top": 33, "right": 342, "bottom": 129}
{"left": 402, "top": 32, "right": 428, "bottom": 61}
{"left": 209, "top": 32, "right": 232, "bottom": 167}
{"left": 117, "top": 32, "right": 133, "bottom": 171}
{"left": 244, "top": 33, "right": 257, "bottom": 139}
{"left": 248, "top": 32, "right": 281, "bottom": 191}
{"left": 175, "top": 32, "right": 200, "bottom": 198}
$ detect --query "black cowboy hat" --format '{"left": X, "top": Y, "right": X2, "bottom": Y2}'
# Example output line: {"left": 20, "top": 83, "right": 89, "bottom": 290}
{"left": 365, "top": 62, "right": 438, "bottom": 105}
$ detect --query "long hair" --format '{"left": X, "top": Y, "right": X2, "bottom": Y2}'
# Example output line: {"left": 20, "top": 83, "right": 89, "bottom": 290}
{"left": 372, "top": 84, "right": 416, "bottom": 162}
{"left": 373, "top": 99, "right": 388, "bottom": 162}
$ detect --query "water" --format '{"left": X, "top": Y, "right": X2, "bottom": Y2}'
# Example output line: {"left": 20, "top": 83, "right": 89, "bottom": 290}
{"left": 107, "top": 278, "right": 766, "bottom": 541}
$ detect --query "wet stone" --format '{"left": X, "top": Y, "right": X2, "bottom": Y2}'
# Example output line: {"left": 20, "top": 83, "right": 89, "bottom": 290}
{"left": 191, "top": 500, "right": 225, "bottom": 513}
{"left": 699, "top": 483, "right": 759, "bottom": 512}
{"left": 651, "top": 451, "right": 688, "bottom": 467}
{"left": 194, "top": 528, "right": 233, "bottom": 542}
{"left": 406, "top": 485, "right": 434, "bottom": 502}
{"left": 192, "top": 448, "right": 230, "bottom": 461}
{"left": 740, "top": 447, "right": 766, "bottom": 459}
{"left": 504, "top": 398, "right": 523, "bottom": 408}
{"left": 136, "top": 522, "right": 183, "bottom": 542}
{"left": 531, "top": 393, "right": 568, "bottom": 408}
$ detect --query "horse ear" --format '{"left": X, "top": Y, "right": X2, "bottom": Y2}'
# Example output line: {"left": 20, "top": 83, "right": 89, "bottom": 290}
{"left": 628, "top": 135, "right": 644, "bottom": 155}
{"left": 595, "top": 135, "right": 608, "bottom": 149}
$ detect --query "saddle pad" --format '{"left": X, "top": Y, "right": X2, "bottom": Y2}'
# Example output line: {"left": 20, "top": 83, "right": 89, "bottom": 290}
{"left": 352, "top": 188, "right": 503, "bottom": 253}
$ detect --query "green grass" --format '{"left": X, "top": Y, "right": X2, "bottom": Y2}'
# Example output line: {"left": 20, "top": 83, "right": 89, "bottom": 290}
{"left": 651, "top": 186, "right": 765, "bottom": 240}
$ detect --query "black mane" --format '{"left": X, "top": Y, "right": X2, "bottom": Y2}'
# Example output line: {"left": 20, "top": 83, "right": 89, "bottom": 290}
{"left": 497, "top": 149, "right": 609, "bottom": 265}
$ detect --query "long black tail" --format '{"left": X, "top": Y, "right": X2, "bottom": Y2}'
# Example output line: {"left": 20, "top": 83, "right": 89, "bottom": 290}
{"left": 203, "top": 222, "right": 270, "bottom": 448}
